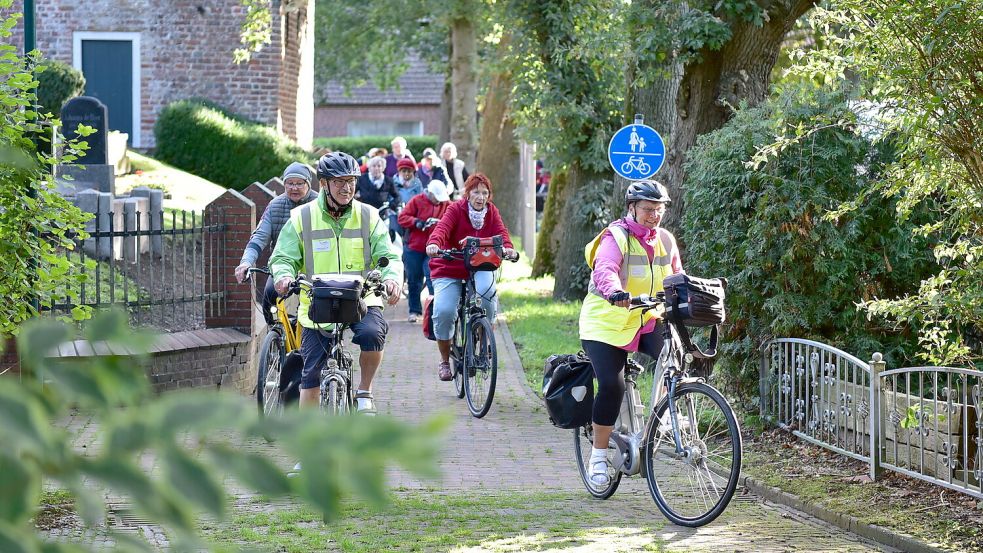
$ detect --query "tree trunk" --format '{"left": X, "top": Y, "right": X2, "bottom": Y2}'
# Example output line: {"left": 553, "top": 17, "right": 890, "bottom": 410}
{"left": 532, "top": 170, "right": 566, "bottom": 278}
{"left": 663, "top": 0, "right": 817, "bottom": 241}
{"left": 476, "top": 43, "right": 522, "bottom": 238}
{"left": 450, "top": 15, "right": 478, "bottom": 169}
{"left": 439, "top": 72, "right": 452, "bottom": 147}
{"left": 551, "top": 164, "right": 607, "bottom": 300}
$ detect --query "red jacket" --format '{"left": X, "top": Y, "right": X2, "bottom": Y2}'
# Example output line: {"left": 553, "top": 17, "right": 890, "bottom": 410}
{"left": 397, "top": 194, "right": 450, "bottom": 252}
{"left": 427, "top": 199, "right": 513, "bottom": 281}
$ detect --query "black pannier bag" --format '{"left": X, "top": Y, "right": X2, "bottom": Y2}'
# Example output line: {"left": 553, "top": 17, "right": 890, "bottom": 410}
{"left": 662, "top": 274, "right": 726, "bottom": 327}
{"left": 542, "top": 352, "right": 595, "bottom": 429}
{"left": 307, "top": 277, "right": 367, "bottom": 324}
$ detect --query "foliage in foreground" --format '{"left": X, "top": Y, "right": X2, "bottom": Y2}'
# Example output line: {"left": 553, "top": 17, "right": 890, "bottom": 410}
{"left": 1, "top": 311, "right": 444, "bottom": 551}
{"left": 153, "top": 99, "right": 314, "bottom": 192}
{"left": 682, "top": 83, "right": 937, "bottom": 401}
{"left": 0, "top": 5, "right": 92, "bottom": 335}
{"left": 768, "top": 0, "right": 983, "bottom": 366}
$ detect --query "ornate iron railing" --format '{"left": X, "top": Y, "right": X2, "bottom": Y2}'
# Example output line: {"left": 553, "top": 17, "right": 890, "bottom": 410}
{"left": 761, "top": 338, "right": 872, "bottom": 463}
{"left": 762, "top": 340, "right": 982, "bottom": 500}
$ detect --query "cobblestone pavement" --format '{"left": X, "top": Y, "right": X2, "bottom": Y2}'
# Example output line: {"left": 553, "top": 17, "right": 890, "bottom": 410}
{"left": 46, "top": 301, "right": 896, "bottom": 552}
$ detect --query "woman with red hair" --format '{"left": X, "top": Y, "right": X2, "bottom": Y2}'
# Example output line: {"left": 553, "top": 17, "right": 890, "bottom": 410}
{"left": 425, "top": 173, "right": 517, "bottom": 381}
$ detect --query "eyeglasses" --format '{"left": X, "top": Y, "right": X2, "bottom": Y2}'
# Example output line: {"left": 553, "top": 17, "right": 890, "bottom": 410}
{"left": 328, "top": 177, "right": 357, "bottom": 189}
{"left": 636, "top": 204, "right": 666, "bottom": 215}
{"left": 284, "top": 181, "right": 308, "bottom": 189}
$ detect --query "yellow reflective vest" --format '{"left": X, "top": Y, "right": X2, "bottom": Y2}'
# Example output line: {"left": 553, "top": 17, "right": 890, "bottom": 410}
{"left": 579, "top": 223, "right": 674, "bottom": 347}
{"left": 289, "top": 198, "right": 381, "bottom": 329}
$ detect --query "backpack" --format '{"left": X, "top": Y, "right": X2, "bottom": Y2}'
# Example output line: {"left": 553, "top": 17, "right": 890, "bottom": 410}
{"left": 542, "top": 352, "right": 595, "bottom": 429}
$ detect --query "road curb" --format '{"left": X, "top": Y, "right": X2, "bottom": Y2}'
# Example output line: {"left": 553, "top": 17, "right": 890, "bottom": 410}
{"left": 494, "top": 315, "right": 543, "bottom": 408}
{"left": 743, "top": 476, "right": 949, "bottom": 553}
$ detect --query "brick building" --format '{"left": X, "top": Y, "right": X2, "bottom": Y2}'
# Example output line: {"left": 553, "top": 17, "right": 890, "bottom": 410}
{"left": 3, "top": 0, "right": 314, "bottom": 149}
{"left": 315, "top": 52, "right": 444, "bottom": 139}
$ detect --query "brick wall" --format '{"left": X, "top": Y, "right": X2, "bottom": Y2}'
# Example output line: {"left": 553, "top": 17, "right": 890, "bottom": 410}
{"left": 148, "top": 331, "right": 253, "bottom": 394}
{"left": 2, "top": 0, "right": 313, "bottom": 148}
{"left": 314, "top": 104, "right": 442, "bottom": 139}
{"left": 205, "top": 189, "right": 255, "bottom": 331}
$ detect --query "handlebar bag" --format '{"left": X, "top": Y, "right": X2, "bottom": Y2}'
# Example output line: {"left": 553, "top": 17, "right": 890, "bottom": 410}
{"left": 464, "top": 235, "right": 503, "bottom": 272}
{"left": 542, "top": 352, "right": 594, "bottom": 429}
{"left": 308, "top": 276, "right": 367, "bottom": 324}
{"left": 662, "top": 274, "right": 726, "bottom": 327}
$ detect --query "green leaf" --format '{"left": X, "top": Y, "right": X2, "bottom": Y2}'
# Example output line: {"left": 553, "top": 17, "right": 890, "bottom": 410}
{"left": 0, "top": 387, "right": 51, "bottom": 453}
{"left": 82, "top": 309, "right": 129, "bottom": 342}
{"left": 43, "top": 361, "right": 109, "bottom": 406}
{"left": 40, "top": 543, "right": 90, "bottom": 553}
{"left": 79, "top": 457, "right": 155, "bottom": 502}
{"left": 0, "top": 453, "right": 39, "bottom": 525}
{"left": 0, "top": 520, "right": 39, "bottom": 553}
{"left": 207, "top": 444, "right": 291, "bottom": 497}
{"left": 106, "top": 420, "right": 154, "bottom": 453}
{"left": 15, "top": 318, "right": 69, "bottom": 372}
{"left": 163, "top": 446, "right": 225, "bottom": 518}
{"left": 156, "top": 392, "right": 247, "bottom": 436}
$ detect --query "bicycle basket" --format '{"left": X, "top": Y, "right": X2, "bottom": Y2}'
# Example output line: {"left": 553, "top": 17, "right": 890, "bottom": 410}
{"left": 308, "top": 276, "right": 367, "bottom": 324}
{"left": 542, "top": 352, "right": 594, "bottom": 429}
{"left": 464, "top": 236, "right": 503, "bottom": 272}
{"left": 662, "top": 274, "right": 726, "bottom": 327}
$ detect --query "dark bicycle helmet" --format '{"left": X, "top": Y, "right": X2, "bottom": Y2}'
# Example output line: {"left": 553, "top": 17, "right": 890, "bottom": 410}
{"left": 625, "top": 179, "right": 670, "bottom": 204}
{"left": 316, "top": 151, "right": 361, "bottom": 179}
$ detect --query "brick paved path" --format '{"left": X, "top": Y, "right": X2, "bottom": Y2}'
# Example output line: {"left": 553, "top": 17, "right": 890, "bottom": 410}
{"left": 47, "top": 301, "right": 896, "bottom": 552}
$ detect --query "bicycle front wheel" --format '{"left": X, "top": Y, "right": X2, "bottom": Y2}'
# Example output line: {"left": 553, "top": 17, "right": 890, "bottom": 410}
{"left": 256, "top": 330, "right": 284, "bottom": 417}
{"left": 321, "top": 378, "right": 348, "bottom": 416}
{"left": 643, "top": 381, "right": 742, "bottom": 527}
{"left": 463, "top": 317, "right": 497, "bottom": 418}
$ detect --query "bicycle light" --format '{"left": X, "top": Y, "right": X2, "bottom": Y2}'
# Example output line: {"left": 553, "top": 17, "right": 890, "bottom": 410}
{"left": 326, "top": 359, "right": 339, "bottom": 370}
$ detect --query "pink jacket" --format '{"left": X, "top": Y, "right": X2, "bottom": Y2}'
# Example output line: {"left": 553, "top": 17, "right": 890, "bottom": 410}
{"left": 591, "top": 218, "right": 683, "bottom": 351}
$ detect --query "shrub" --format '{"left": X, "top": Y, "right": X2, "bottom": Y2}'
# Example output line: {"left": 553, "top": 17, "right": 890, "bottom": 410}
{"left": 314, "top": 135, "right": 439, "bottom": 159}
{"left": 35, "top": 59, "right": 85, "bottom": 115}
{"left": 682, "top": 84, "right": 938, "bottom": 403}
{"left": 154, "top": 100, "right": 314, "bottom": 190}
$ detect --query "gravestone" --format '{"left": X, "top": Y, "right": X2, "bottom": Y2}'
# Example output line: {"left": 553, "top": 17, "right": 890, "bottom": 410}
{"left": 56, "top": 96, "right": 115, "bottom": 195}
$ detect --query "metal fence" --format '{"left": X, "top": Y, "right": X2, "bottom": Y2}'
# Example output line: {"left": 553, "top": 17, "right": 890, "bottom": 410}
{"left": 42, "top": 209, "right": 227, "bottom": 332}
{"left": 762, "top": 338, "right": 982, "bottom": 500}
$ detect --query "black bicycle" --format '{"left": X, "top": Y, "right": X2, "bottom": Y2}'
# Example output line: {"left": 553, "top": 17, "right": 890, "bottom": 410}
{"left": 437, "top": 236, "right": 519, "bottom": 418}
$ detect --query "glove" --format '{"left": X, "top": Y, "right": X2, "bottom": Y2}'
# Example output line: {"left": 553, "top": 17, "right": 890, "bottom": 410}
{"left": 425, "top": 217, "right": 440, "bottom": 228}
{"left": 415, "top": 218, "right": 426, "bottom": 230}
{"left": 607, "top": 291, "right": 630, "bottom": 305}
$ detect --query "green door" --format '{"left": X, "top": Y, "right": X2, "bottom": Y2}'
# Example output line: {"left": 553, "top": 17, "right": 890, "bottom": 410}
{"left": 81, "top": 40, "right": 133, "bottom": 144}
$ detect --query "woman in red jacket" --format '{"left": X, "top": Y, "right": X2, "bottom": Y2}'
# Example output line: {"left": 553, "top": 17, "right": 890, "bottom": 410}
{"left": 425, "top": 173, "right": 516, "bottom": 381}
{"left": 398, "top": 179, "right": 452, "bottom": 323}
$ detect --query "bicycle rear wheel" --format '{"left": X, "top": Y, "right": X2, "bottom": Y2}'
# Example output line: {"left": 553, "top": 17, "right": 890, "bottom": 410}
{"left": 256, "top": 330, "right": 284, "bottom": 417}
{"left": 643, "top": 381, "right": 742, "bottom": 527}
{"left": 463, "top": 317, "right": 497, "bottom": 418}
{"left": 573, "top": 424, "right": 621, "bottom": 499}
{"left": 452, "top": 316, "right": 465, "bottom": 399}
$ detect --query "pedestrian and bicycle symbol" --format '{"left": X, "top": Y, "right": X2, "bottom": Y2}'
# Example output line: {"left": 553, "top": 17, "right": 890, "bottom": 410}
{"left": 608, "top": 119, "right": 665, "bottom": 180}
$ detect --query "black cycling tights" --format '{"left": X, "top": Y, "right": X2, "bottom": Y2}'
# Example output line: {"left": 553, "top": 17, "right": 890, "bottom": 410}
{"left": 582, "top": 325, "right": 665, "bottom": 427}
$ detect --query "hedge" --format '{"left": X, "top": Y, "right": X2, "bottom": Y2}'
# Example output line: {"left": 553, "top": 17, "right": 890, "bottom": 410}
{"left": 313, "top": 135, "right": 439, "bottom": 159}
{"left": 154, "top": 99, "right": 314, "bottom": 190}
{"left": 36, "top": 60, "right": 85, "bottom": 116}
{"left": 681, "top": 83, "right": 938, "bottom": 403}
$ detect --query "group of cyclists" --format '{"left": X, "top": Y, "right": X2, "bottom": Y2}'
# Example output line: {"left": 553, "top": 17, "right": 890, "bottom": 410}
{"left": 235, "top": 149, "right": 681, "bottom": 485}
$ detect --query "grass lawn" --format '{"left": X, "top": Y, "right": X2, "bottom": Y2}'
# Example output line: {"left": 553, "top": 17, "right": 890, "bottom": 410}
{"left": 202, "top": 490, "right": 672, "bottom": 553}
{"left": 116, "top": 150, "right": 226, "bottom": 212}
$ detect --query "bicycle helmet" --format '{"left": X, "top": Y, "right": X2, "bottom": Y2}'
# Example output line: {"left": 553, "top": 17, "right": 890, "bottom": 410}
{"left": 316, "top": 151, "right": 361, "bottom": 179}
{"left": 625, "top": 179, "right": 670, "bottom": 204}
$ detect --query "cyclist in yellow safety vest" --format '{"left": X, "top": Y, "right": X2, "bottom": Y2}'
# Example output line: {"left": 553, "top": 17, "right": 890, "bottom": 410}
{"left": 270, "top": 152, "right": 403, "bottom": 424}
{"left": 578, "top": 180, "right": 683, "bottom": 488}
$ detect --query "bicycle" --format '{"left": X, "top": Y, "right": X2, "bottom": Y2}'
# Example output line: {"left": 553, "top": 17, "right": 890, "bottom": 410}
{"left": 435, "top": 237, "right": 519, "bottom": 418}
{"left": 573, "top": 292, "right": 742, "bottom": 527}
{"left": 246, "top": 267, "right": 303, "bottom": 417}
{"left": 290, "top": 258, "right": 389, "bottom": 415}
{"left": 619, "top": 156, "right": 651, "bottom": 175}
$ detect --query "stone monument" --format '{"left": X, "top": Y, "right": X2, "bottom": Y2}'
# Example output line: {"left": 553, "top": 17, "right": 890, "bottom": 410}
{"left": 56, "top": 96, "right": 115, "bottom": 196}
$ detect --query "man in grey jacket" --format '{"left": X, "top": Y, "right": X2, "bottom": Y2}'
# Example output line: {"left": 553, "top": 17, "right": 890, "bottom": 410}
{"left": 234, "top": 162, "right": 318, "bottom": 318}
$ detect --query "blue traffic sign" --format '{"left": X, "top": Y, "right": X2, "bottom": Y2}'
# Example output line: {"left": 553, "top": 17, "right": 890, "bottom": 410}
{"left": 607, "top": 122, "right": 665, "bottom": 180}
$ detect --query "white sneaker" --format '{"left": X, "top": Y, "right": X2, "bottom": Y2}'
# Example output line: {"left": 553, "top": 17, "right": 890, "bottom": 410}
{"left": 355, "top": 392, "right": 377, "bottom": 416}
{"left": 589, "top": 458, "right": 611, "bottom": 487}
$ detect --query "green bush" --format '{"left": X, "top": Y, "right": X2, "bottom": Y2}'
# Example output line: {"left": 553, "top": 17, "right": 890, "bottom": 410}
{"left": 681, "top": 84, "right": 938, "bottom": 403}
{"left": 314, "top": 135, "right": 439, "bottom": 158}
{"left": 35, "top": 59, "right": 85, "bottom": 115}
{"left": 154, "top": 99, "right": 314, "bottom": 190}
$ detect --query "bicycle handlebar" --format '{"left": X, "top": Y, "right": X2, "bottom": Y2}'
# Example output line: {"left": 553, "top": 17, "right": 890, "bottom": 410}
{"left": 289, "top": 271, "right": 389, "bottom": 300}
{"left": 435, "top": 248, "right": 521, "bottom": 262}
